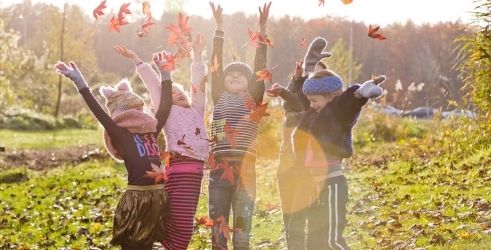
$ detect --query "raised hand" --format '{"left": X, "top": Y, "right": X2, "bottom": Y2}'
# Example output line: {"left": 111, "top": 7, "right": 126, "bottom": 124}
{"left": 55, "top": 61, "right": 88, "bottom": 90}
{"left": 266, "top": 83, "right": 284, "bottom": 97}
{"left": 303, "top": 37, "right": 332, "bottom": 74}
{"left": 258, "top": 2, "right": 272, "bottom": 35}
{"left": 152, "top": 50, "right": 174, "bottom": 81}
{"left": 294, "top": 60, "right": 304, "bottom": 80}
{"left": 113, "top": 45, "right": 143, "bottom": 65}
{"left": 209, "top": 2, "right": 223, "bottom": 30}
{"left": 355, "top": 75, "right": 386, "bottom": 99}
{"left": 192, "top": 33, "right": 206, "bottom": 60}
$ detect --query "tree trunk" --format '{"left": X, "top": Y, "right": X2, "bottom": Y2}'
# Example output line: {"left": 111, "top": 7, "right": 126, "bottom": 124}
{"left": 54, "top": 1, "right": 67, "bottom": 118}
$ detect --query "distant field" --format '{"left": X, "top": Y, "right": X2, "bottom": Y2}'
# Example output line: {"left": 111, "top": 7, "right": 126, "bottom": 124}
{"left": 0, "top": 129, "right": 103, "bottom": 150}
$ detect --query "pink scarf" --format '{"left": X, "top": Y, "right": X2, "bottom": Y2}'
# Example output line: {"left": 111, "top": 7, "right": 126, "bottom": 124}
{"left": 103, "top": 109, "right": 158, "bottom": 161}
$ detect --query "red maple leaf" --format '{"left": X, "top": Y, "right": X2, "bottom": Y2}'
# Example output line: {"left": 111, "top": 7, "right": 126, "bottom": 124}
{"left": 92, "top": 0, "right": 107, "bottom": 20}
{"left": 368, "top": 24, "right": 387, "bottom": 40}
{"left": 300, "top": 37, "right": 307, "bottom": 48}
{"left": 245, "top": 96, "right": 256, "bottom": 111}
{"left": 196, "top": 216, "right": 214, "bottom": 227}
{"left": 144, "top": 163, "right": 168, "bottom": 183}
{"left": 224, "top": 123, "right": 237, "bottom": 149}
{"left": 137, "top": 16, "right": 154, "bottom": 38}
{"left": 246, "top": 28, "right": 261, "bottom": 48}
{"left": 319, "top": 0, "right": 325, "bottom": 6}
{"left": 256, "top": 68, "right": 273, "bottom": 82}
{"left": 215, "top": 216, "right": 231, "bottom": 240}
{"left": 248, "top": 102, "right": 270, "bottom": 123}
{"left": 118, "top": 3, "right": 131, "bottom": 21}
{"left": 259, "top": 34, "right": 274, "bottom": 48}
{"left": 158, "top": 53, "right": 177, "bottom": 71}
{"left": 109, "top": 16, "right": 123, "bottom": 32}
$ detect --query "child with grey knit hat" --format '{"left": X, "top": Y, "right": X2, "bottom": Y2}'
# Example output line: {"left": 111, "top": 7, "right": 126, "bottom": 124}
{"left": 207, "top": 2, "right": 271, "bottom": 249}
{"left": 292, "top": 37, "right": 386, "bottom": 249}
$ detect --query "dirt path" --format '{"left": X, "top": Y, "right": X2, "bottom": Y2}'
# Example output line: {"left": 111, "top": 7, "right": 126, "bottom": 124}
{"left": 0, "top": 145, "right": 108, "bottom": 170}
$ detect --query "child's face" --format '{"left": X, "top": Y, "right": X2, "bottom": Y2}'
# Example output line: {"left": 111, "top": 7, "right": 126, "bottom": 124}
{"left": 224, "top": 71, "right": 248, "bottom": 92}
{"left": 172, "top": 86, "right": 190, "bottom": 108}
{"left": 307, "top": 90, "right": 343, "bottom": 112}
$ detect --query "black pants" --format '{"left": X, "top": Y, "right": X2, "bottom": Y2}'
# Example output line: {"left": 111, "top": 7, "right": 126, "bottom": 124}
{"left": 307, "top": 175, "right": 350, "bottom": 250}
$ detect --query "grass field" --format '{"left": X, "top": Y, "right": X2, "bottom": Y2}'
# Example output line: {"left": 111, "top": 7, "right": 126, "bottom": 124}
{"left": 0, "top": 116, "right": 490, "bottom": 249}
{"left": 0, "top": 129, "right": 103, "bottom": 150}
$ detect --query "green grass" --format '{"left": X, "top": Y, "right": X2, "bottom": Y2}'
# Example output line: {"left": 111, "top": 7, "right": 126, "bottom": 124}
{"left": 1, "top": 116, "right": 490, "bottom": 249}
{"left": 0, "top": 128, "right": 103, "bottom": 149}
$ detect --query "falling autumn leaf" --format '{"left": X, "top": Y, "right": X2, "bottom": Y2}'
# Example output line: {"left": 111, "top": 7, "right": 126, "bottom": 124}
{"left": 215, "top": 216, "right": 231, "bottom": 240}
{"left": 137, "top": 16, "right": 154, "bottom": 38}
{"left": 223, "top": 123, "right": 237, "bottom": 149}
{"left": 368, "top": 24, "right": 387, "bottom": 40}
{"left": 341, "top": 0, "right": 353, "bottom": 4}
{"left": 92, "top": 0, "right": 107, "bottom": 20}
{"left": 245, "top": 28, "right": 261, "bottom": 48}
{"left": 159, "top": 53, "right": 177, "bottom": 71}
{"left": 142, "top": 0, "right": 151, "bottom": 18}
{"left": 196, "top": 216, "right": 214, "bottom": 227}
{"left": 300, "top": 37, "right": 307, "bottom": 48}
{"left": 248, "top": 102, "right": 270, "bottom": 123}
{"left": 144, "top": 162, "right": 168, "bottom": 183}
{"left": 117, "top": 3, "right": 131, "bottom": 21}
{"left": 319, "top": 0, "right": 325, "bottom": 6}
{"left": 245, "top": 96, "right": 256, "bottom": 111}
{"left": 256, "top": 68, "right": 273, "bottom": 82}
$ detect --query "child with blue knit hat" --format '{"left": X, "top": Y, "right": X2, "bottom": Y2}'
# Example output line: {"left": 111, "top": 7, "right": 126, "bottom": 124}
{"left": 293, "top": 36, "right": 385, "bottom": 249}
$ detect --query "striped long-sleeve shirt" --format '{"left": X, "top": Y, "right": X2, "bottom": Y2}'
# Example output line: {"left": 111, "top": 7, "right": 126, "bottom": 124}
{"left": 210, "top": 29, "right": 267, "bottom": 157}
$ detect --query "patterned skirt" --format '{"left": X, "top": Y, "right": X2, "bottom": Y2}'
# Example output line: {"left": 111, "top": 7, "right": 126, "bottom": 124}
{"left": 110, "top": 184, "right": 168, "bottom": 246}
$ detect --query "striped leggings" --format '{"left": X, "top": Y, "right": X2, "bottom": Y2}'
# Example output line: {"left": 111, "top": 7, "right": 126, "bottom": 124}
{"left": 162, "top": 162, "right": 204, "bottom": 250}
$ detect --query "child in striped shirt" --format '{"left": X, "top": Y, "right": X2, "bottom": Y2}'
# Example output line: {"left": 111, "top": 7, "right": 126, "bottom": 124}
{"left": 208, "top": 2, "right": 271, "bottom": 249}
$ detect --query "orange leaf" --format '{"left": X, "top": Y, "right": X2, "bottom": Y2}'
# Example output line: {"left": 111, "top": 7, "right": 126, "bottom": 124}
{"left": 259, "top": 34, "right": 274, "bottom": 48}
{"left": 137, "top": 16, "right": 154, "bottom": 38}
{"left": 196, "top": 216, "right": 214, "bottom": 227}
{"left": 92, "top": 0, "right": 107, "bottom": 20}
{"left": 341, "top": 0, "right": 353, "bottom": 4}
{"left": 118, "top": 3, "right": 131, "bottom": 21}
{"left": 215, "top": 216, "right": 231, "bottom": 240}
{"left": 256, "top": 68, "right": 273, "bottom": 82}
{"left": 246, "top": 28, "right": 261, "bottom": 48}
{"left": 319, "top": 0, "right": 325, "bottom": 6}
{"left": 245, "top": 96, "right": 256, "bottom": 111}
{"left": 223, "top": 123, "right": 237, "bottom": 149}
{"left": 142, "top": 0, "right": 151, "bottom": 18}
{"left": 248, "top": 102, "right": 270, "bottom": 123}
{"left": 300, "top": 37, "right": 307, "bottom": 48}
{"left": 159, "top": 53, "right": 177, "bottom": 71}
{"left": 368, "top": 24, "right": 387, "bottom": 40}
{"left": 109, "top": 16, "right": 122, "bottom": 32}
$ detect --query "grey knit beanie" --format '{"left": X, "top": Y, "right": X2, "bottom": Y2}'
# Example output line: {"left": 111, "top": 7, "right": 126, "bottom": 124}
{"left": 223, "top": 62, "right": 254, "bottom": 81}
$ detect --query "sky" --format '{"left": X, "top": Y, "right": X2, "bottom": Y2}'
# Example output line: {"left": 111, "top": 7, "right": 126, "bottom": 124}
{"left": 1, "top": 0, "right": 476, "bottom": 26}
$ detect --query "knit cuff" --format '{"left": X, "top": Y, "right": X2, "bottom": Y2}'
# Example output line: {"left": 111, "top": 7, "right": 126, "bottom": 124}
{"left": 215, "top": 30, "right": 224, "bottom": 37}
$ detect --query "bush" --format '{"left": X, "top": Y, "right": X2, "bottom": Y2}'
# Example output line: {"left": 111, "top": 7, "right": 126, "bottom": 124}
{"left": 354, "top": 107, "right": 429, "bottom": 147}
{"left": 0, "top": 107, "right": 87, "bottom": 130}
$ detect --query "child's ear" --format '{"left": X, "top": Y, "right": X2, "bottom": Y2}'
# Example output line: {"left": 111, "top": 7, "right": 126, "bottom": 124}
{"left": 115, "top": 79, "right": 132, "bottom": 92}
{"left": 100, "top": 86, "right": 116, "bottom": 99}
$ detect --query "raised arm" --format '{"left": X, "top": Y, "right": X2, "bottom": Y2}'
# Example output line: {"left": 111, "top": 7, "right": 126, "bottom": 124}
{"left": 114, "top": 46, "right": 163, "bottom": 112}
{"left": 209, "top": 2, "right": 225, "bottom": 105}
{"left": 250, "top": 2, "right": 271, "bottom": 105}
{"left": 191, "top": 33, "right": 207, "bottom": 112}
{"left": 152, "top": 51, "right": 176, "bottom": 132}
{"left": 55, "top": 62, "right": 122, "bottom": 137}
{"left": 335, "top": 75, "right": 386, "bottom": 124}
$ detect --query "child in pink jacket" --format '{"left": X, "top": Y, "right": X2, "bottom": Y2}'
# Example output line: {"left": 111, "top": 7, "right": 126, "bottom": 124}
{"left": 114, "top": 33, "right": 208, "bottom": 250}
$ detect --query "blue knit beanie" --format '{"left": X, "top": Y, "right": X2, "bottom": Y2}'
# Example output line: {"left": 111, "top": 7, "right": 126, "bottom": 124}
{"left": 303, "top": 75, "right": 343, "bottom": 95}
